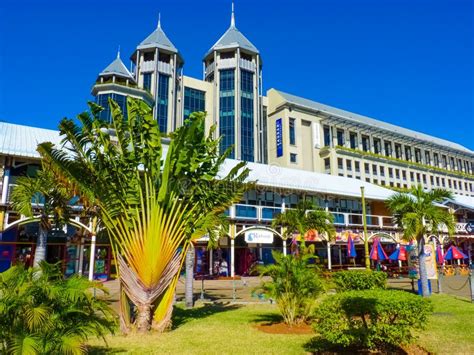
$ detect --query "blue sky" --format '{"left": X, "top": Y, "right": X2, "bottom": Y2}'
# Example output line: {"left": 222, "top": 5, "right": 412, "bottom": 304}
{"left": 0, "top": 0, "right": 473, "bottom": 149}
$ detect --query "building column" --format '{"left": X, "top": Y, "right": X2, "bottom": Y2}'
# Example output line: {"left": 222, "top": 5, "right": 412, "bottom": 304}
{"left": 230, "top": 223, "right": 235, "bottom": 278}
{"left": 1, "top": 160, "right": 11, "bottom": 205}
{"left": 283, "top": 239, "right": 287, "bottom": 256}
{"left": 327, "top": 242, "right": 332, "bottom": 270}
{"left": 209, "top": 247, "right": 213, "bottom": 275}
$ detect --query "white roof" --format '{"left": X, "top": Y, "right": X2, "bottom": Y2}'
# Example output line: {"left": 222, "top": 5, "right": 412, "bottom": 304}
{"left": 219, "top": 159, "right": 395, "bottom": 201}
{"left": 447, "top": 195, "right": 474, "bottom": 211}
{"left": 0, "top": 121, "right": 62, "bottom": 159}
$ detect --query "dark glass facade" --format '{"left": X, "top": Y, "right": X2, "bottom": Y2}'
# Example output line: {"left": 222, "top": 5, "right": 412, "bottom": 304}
{"left": 219, "top": 69, "right": 235, "bottom": 158}
{"left": 95, "top": 93, "right": 127, "bottom": 122}
{"left": 157, "top": 74, "right": 169, "bottom": 133}
{"left": 143, "top": 73, "right": 152, "bottom": 92}
{"left": 240, "top": 70, "right": 254, "bottom": 161}
{"left": 183, "top": 87, "right": 205, "bottom": 120}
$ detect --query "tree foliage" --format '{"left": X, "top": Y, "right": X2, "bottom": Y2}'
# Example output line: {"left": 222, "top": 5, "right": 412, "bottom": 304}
{"left": 38, "top": 98, "right": 249, "bottom": 331}
{"left": 256, "top": 250, "right": 324, "bottom": 325}
{"left": 272, "top": 200, "right": 335, "bottom": 242}
{"left": 332, "top": 270, "right": 387, "bottom": 291}
{"left": 0, "top": 262, "right": 116, "bottom": 354}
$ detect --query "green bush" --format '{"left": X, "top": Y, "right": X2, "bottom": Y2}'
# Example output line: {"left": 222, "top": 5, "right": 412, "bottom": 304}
{"left": 0, "top": 262, "right": 116, "bottom": 354}
{"left": 333, "top": 270, "right": 387, "bottom": 291}
{"left": 256, "top": 250, "right": 324, "bottom": 325}
{"left": 312, "top": 290, "right": 433, "bottom": 350}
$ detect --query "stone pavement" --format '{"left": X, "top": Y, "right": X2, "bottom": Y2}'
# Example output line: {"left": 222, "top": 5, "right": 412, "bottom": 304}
{"left": 100, "top": 274, "right": 472, "bottom": 308}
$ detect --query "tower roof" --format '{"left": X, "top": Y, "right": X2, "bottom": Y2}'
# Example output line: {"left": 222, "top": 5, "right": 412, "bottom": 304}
{"left": 204, "top": 3, "right": 259, "bottom": 58}
{"left": 136, "top": 15, "right": 179, "bottom": 53}
{"left": 99, "top": 50, "right": 134, "bottom": 80}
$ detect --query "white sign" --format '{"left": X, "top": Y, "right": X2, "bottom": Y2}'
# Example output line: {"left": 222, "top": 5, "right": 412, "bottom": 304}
{"left": 245, "top": 229, "right": 274, "bottom": 244}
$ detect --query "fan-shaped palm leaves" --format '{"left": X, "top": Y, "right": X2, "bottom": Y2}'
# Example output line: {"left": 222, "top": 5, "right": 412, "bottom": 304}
{"left": 38, "top": 98, "right": 249, "bottom": 332}
{"left": 386, "top": 185, "right": 455, "bottom": 297}
{"left": 0, "top": 261, "right": 116, "bottom": 354}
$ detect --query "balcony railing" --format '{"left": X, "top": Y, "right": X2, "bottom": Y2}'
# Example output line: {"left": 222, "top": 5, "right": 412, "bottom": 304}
{"left": 239, "top": 58, "right": 256, "bottom": 72}
{"left": 140, "top": 60, "right": 173, "bottom": 75}
{"left": 226, "top": 204, "right": 398, "bottom": 229}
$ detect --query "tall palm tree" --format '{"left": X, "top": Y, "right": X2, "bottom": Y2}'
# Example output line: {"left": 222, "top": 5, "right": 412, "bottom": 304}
{"left": 10, "top": 166, "right": 73, "bottom": 267}
{"left": 272, "top": 200, "right": 335, "bottom": 245}
{"left": 386, "top": 185, "right": 455, "bottom": 297}
{"left": 38, "top": 98, "right": 249, "bottom": 332}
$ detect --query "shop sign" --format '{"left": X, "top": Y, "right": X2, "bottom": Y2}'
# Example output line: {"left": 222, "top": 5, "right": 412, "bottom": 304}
{"left": 245, "top": 229, "right": 274, "bottom": 244}
{"left": 276, "top": 118, "right": 283, "bottom": 157}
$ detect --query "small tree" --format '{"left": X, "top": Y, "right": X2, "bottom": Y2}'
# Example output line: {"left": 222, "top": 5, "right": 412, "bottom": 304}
{"left": 272, "top": 200, "right": 335, "bottom": 246}
{"left": 256, "top": 250, "right": 324, "bottom": 325}
{"left": 10, "top": 165, "right": 74, "bottom": 267}
{"left": 0, "top": 261, "right": 116, "bottom": 354}
{"left": 386, "top": 185, "right": 455, "bottom": 297}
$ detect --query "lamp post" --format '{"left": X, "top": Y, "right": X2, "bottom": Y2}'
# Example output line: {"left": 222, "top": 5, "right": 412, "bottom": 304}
{"left": 361, "top": 186, "right": 370, "bottom": 270}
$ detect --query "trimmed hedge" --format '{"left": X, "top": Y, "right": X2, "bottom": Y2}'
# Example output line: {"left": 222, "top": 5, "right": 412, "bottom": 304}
{"left": 313, "top": 290, "right": 433, "bottom": 350}
{"left": 333, "top": 270, "right": 387, "bottom": 291}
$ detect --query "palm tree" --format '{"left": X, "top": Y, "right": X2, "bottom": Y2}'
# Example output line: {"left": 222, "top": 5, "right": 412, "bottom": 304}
{"left": 272, "top": 200, "right": 335, "bottom": 245}
{"left": 38, "top": 98, "right": 249, "bottom": 332}
{"left": 10, "top": 166, "right": 73, "bottom": 267}
{"left": 386, "top": 185, "right": 455, "bottom": 297}
{"left": 0, "top": 261, "right": 115, "bottom": 354}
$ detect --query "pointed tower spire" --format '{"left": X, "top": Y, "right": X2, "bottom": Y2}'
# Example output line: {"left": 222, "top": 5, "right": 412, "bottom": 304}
{"left": 157, "top": 12, "right": 161, "bottom": 28}
{"left": 230, "top": 1, "right": 235, "bottom": 28}
{"left": 117, "top": 45, "right": 121, "bottom": 59}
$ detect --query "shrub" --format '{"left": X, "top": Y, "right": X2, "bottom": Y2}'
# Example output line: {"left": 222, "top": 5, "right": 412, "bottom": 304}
{"left": 333, "top": 270, "right": 387, "bottom": 291}
{"left": 256, "top": 251, "right": 324, "bottom": 325}
{"left": 0, "top": 262, "right": 116, "bottom": 354}
{"left": 312, "top": 289, "right": 433, "bottom": 350}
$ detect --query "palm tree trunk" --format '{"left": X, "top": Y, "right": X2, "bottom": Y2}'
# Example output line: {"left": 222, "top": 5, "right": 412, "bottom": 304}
{"left": 33, "top": 220, "right": 48, "bottom": 267}
{"left": 136, "top": 303, "right": 152, "bottom": 333}
{"left": 418, "top": 237, "right": 430, "bottom": 297}
{"left": 185, "top": 245, "right": 195, "bottom": 308}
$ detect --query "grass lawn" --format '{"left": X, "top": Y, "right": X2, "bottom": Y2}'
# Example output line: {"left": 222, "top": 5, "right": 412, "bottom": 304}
{"left": 88, "top": 294, "right": 474, "bottom": 354}
{"left": 416, "top": 294, "right": 474, "bottom": 354}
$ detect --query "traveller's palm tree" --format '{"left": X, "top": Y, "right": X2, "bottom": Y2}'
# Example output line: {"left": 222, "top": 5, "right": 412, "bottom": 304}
{"left": 10, "top": 167, "right": 73, "bottom": 267}
{"left": 386, "top": 185, "right": 455, "bottom": 297}
{"left": 38, "top": 98, "right": 249, "bottom": 332}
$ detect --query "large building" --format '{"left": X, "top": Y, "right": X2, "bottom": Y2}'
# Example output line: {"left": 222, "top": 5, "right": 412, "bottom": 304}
{"left": 1, "top": 5, "right": 473, "bottom": 277}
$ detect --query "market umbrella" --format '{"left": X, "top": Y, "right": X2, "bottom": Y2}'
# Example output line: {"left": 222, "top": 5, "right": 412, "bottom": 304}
{"left": 444, "top": 246, "right": 468, "bottom": 260}
{"left": 436, "top": 245, "right": 444, "bottom": 264}
{"left": 370, "top": 238, "right": 388, "bottom": 261}
{"left": 347, "top": 235, "right": 357, "bottom": 258}
{"left": 388, "top": 245, "right": 407, "bottom": 261}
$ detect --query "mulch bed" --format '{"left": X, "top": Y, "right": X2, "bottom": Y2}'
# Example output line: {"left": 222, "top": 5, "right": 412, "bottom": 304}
{"left": 254, "top": 322, "right": 313, "bottom": 334}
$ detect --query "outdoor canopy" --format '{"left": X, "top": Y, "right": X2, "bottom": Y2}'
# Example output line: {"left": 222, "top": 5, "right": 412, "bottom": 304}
{"left": 370, "top": 238, "right": 388, "bottom": 261}
{"left": 388, "top": 245, "right": 407, "bottom": 261}
{"left": 436, "top": 245, "right": 444, "bottom": 264}
{"left": 444, "top": 246, "right": 468, "bottom": 260}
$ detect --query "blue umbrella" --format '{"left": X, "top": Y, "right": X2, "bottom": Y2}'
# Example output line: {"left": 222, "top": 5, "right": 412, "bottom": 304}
{"left": 444, "top": 246, "right": 468, "bottom": 260}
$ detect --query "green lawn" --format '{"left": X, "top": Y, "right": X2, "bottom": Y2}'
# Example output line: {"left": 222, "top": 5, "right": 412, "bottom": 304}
{"left": 88, "top": 294, "right": 474, "bottom": 354}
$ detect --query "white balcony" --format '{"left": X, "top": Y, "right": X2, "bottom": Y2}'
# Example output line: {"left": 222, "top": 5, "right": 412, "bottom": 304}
{"left": 141, "top": 60, "right": 155, "bottom": 72}
{"left": 218, "top": 58, "right": 237, "bottom": 69}
{"left": 239, "top": 58, "right": 256, "bottom": 72}
{"left": 140, "top": 60, "right": 173, "bottom": 75}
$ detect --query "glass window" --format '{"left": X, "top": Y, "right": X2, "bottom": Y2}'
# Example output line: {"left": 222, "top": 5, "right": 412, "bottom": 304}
{"left": 324, "top": 158, "right": 330, "bottom": 171}
{"left": 346, "top": 160, "right": 352, "bottom": 171}
{"left": 434, "top": 153, "right": 439, "bottom": 166}
{"left": 240, "top": 70, "right": 254, "bottom": 161}
{"left": 355, "top": 161, "right": 360, "bottom": 172}
{"left": 323, "top": 126, "right": 331, "bottom": 147}
{"left": 338, "top": 158, "right": 343, "bottom": 169}
{"left": 402, "top": 171, "right": 406, "bottom": 180}
{"left": 425, "top": 151, "right": 431, "bottom": 165}
{"left": 289, "top": 118, "right": 296, "bottom": 145}
{"left": 372, "top": 165, "right": 377, "bottom": 175}
{"left": 441, "top": 155, "right": 447, "bottom": 169}
{"left": 219, "top": 69, "right": 235, "bottom": 158}
{"left": 373, "top": 138, "right": 381, "bottom": 154}
{"left": 290, "top": 153, "right": 297, "bottom": 163}
{"left": 395, "top": 144, "right": 402, "bottom": 159}
{"left": 450, "top": 157, "right": 455, "bottom": 170}
{"left": 337, "top": 129, "right": 345, "bottom": 146}
{"left": 157, "top": 74, "right": 169, "bottom": 133}
{"left": 365, "top": 163, "right": 370, "bottom": 174}
{"left": 384, "top": 141, "right": 392, "bottom": 157}
{"left": 380, "top": 166, "right": 385, "bottom": 176}
{"left": 405, "top": 147, "right": 412, "bottom": 161}
{"left": 184, "top": 87, "right": 205, "bottom": 120}
{"left": 143, "top": 73, "right": 152, "bottom": 92}
{"left": 415, "top": 148, "right": 421, "bottom": 163}
{"left": 362, "top": 136, "right": 370, "bottom": 152}
{"left": 349, "top": 132, "right": 357, "bottom": 149}
{"left": 388, "top": 168, "right": 393, "bottom": 178}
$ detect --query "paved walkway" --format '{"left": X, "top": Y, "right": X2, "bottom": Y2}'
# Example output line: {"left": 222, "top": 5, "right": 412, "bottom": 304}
{"left": 100, "top": 274, "right": 472, "bottom": 307}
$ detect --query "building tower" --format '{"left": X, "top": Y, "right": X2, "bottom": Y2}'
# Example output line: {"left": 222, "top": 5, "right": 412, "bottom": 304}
{"left": 131, "top": 15, "right": 184, "bottom": 134}
{"left": 92, "top": 48, "right": 153, "bottom": 122}
{"left": 203, "top": 3, "right": 262, "bottom": 162}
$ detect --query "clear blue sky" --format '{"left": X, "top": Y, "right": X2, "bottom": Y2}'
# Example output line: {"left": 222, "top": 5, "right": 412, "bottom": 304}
{"left": 0, "top": 0, "right": 473, "bottom": 149}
